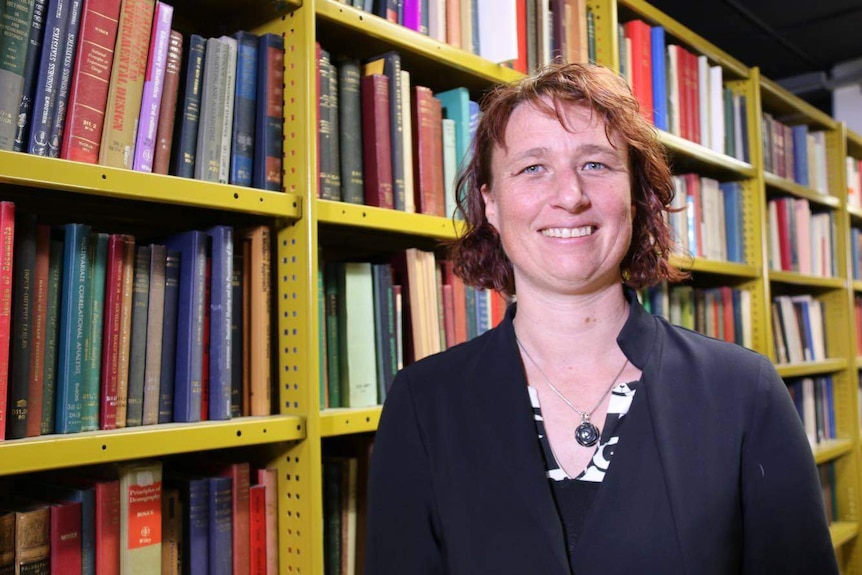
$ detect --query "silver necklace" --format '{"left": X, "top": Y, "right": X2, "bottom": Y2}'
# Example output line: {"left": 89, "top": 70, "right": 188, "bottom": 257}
{"left": 515, "top": 333, "right": 629, "bottom": 448}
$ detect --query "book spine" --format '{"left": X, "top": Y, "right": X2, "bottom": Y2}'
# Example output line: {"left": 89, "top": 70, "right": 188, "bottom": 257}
{"left": 207, "top": 226, "right": 233, "bottom": 421}
{"left": 124, "top": 244, "right": 150, "bottom": 427}
{"left": 14, "top": 506, "right": 50, "bottom": 573}
{"left": 253, "top": 33, "right": 284, "bottom": 191}
{"left": 230, "top": 31, "right": 257, "bottom": 187}
{"left": 218, "top": 36, "right": 237, "bottom": 185}
{"left": 183, "top": 477, "right": 209, "bottom": 574}
{"left": 50, "top": 501, "right": 83, "bottom": 575}
{"left": 246, "top": 225, "right": 271, "bottom": 416}
{"left": 225, "top": 464, "right": 249, "bottom": 575}
{"left": 99, "top": 234, "right": 125, "bottom": 429}
{"left": 28, "top": 0, "right": 69, "bottom": 156}
{"left": 114, "top": 234, "right": 135, "bottom": 427}
{"left": 172, "top": 34, "right": 205, "bottom": 178}
{"left": 152, "top": 30, "right": 182, "bottom": 175}
{"left": 98, "top": 0, "right": 156, "bottom": 169}
{"left": 0, "top": 203, "right": 14, "bottom": 440}
{"left": 194, "top": 37, "right": 226, "bottom": 182}
{"left": 40, "top": 237, "right": 62, "bottom": 434}
{"left": 132, "top": 1, "right": 173, "bottom": 172}
{"left": 157, "top": 249, "right": 179, "bottom": 423}
{"left": 248, "top": 484, "right": 266, "bottom": 575}
{"left": 361, "top": 74, "right": 393, "bottom": 208}
{"left": 337, "top": 58, "right": 364, "bottom": 204}
{"left": 119, "top": 461, "right": 162, "bottom": 573}
{"left": 60, "top": 0, "right": 122, "bottom": 163}
{"left": 11, "top": 0, "right": 47, "bottom": 152}
{"left": 208, "top": 476, "right": 233, "bottom": 575}
{"left": 55, "top": 222, "right": 91, "bottom": 433}
{"left": 48, "top": 0, "right": 83, "bottom": 157}
{"left": 141, "top": 244, "right": 166, "bottom": 425}
{"left": 95, "top": 480, "right": 120, "bottom": 575}
{"left": 81, "top": 232, "right": 107, "bottom": 431}
{"left": 24, "top": 224, "right": 50, "bottom": 437}
{"left": 383, "top": 53, "right": 405, "bottom": 210}
{"left": 317, "top": 49, "right": 339, "bottom": 201}
{"left": 0, "top": 0, "right": 38, "bottom": 150}
{"left": 229, "top": 248, "right": 243, "bottom": 417}
{"left": 160, "top": 489, "right": 180, "bottom": 575}
{"left": 7, "top": 212, "right": 36, "bottom": 440}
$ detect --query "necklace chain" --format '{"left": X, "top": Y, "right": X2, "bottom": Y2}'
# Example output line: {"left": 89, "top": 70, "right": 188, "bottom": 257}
{"left": 514, "top": 333, "right": 629, "bottom": 420}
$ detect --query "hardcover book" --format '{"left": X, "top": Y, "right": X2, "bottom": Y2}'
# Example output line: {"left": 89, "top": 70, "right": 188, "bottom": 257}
{"left": 253, "top": 33, "right": 284, "bottom": 191}
{"left": 119, "top": 460, "right": 163, "bottom": 575}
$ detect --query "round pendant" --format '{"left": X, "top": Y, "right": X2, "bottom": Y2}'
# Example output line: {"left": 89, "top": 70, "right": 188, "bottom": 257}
{"left": 575, "top": 421, "right": 600, "bottom": 447}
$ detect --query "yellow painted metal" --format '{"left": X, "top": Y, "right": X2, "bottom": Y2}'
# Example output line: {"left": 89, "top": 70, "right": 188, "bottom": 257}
{"left": 775, "top": 358, "right": 849, "bottom": 379}
{"left": 320, "top": 407, "right": 383, "bottom": 437}
{"left": 767, "top": 271, "right": 846, "bottom": 289}
{"left": 0, "top": 151, "right": 302, "bottom": 218}
{"left": 0, "top": 416, "right": 304, "bottom": 477}
{"left": 760, "top": 75, "right": 837, "bottom": 131}
{"left": 585, "top": 0, "right": 618, "bottom": 70}
{"left": 658, "top": 132, "right": 754, "bottom": 178}
{"left": 763, "top": 172, "right": 841, "bottom": 209}
{"left": 814, "top": 439, "right": 855, "bottom": 465}
{"left": 316, "top": 199, "right": 463, "bottom": 240}
{"left": 668, "top": 255, "right": 759, "bottom": 278}
{"left": 316, "top": 0, "right": 521, "bottom": 85}
{"left": 831, "top": 521, "right": 859, "bottom": 550}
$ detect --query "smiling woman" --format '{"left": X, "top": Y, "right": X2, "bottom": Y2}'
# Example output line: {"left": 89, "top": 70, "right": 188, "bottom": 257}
{"left": 364, "top": 62, "right": 838, "bottom": 575}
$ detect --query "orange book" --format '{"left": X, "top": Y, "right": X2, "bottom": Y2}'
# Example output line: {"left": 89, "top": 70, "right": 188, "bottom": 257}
{"left": 25, "top": 225, "right": 50, "bottom": 437}
{"left": 446, "top": 0, "right": 462, "bottom": 48}
{"left": 412, "top": 86, "right": 445, "bottom": 217}
{"left": 244, "top": 226, "right": 272, "bottom": 416}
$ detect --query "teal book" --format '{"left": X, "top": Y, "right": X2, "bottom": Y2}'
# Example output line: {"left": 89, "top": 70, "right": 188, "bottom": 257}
{"left": 434, "top": 87, "right": 471, "bottom": 170}
{"left": 41, "top": 237, "right": 64, "bottom": 434}
{"left": 55, "top": 222, "right": 91, "bottom": 433}
{"left": 81, "top": 232, "right": 108, "bottom": 431}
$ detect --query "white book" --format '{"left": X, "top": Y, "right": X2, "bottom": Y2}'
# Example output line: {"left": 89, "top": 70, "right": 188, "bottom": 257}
{"left": 219, "top": 36, "right": 238, "bottom": 184}
{"left": 428, "top": 0, "right": 446, "bottom": 42}
{"left": 442, "top": 118, "right": 457, "bottom": 218}
{"left": 802, "top": 377, "right": 817, "bottom": 448}
{"left": 767, "top": 200, "right": 781, "bottom": 270}
{"left": 667, "top": 45, "right": 681, "bottom": 137}
{"left": 401, "top": 70, "right": 415, "bottom": 213}
{"left": 698, "top": 55, "right": 710, "bottom": 146}
{"left": 709, "top": 65, "right": 724, "bottom": 153}
{"left": 739, "top": 289, "right": 752, "bottom": 350}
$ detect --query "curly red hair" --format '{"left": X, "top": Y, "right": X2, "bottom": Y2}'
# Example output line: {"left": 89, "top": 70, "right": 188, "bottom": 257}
{"left": 448, "top": 62, "right": 688, "bottom": 296}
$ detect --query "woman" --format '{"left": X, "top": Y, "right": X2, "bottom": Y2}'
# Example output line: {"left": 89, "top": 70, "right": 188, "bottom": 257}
{"left": 364, "top": 62, "right": 837, "bottom": 574}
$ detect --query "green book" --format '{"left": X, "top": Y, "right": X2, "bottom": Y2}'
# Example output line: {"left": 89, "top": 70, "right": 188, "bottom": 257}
{"left": 81, "top": 232, "right": 108, "bottom": 431}
{"left": 323, "top": 262, "right": 341, "bottom": 408}
{"left": 0, "top": 0, "right": 37, "bottom": 149}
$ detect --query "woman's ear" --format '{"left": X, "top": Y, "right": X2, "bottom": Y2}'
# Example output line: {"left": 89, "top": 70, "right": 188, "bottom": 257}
{"left": 481, "top": 184, "right": 498, "bottom": 230}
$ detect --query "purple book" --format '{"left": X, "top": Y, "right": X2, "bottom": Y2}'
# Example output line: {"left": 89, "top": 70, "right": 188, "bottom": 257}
{"left": 401, "top": 0, "right": 421, "bottom": 31}
{"left": 132, "top": 1, "right": 174, "bottom": 172}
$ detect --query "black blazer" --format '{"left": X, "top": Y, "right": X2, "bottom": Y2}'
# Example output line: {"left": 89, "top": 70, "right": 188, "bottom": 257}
{"left": 365, "top": 289, "right": 838, "bottom": 574}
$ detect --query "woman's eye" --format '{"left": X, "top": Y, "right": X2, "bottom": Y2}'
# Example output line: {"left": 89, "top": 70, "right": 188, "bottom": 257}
{"left": 521, "top": 164, "right": 541, "bottom": 174}
{"left": 583, "top": 161, "right": 606, "bottom": 170}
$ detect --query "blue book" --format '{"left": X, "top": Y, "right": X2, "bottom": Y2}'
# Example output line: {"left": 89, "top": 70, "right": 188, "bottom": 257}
{"left": 230, "top": 31, "right": 257, "bottom": 187}
{"left": 158, "top": 249, "right": 180, "bottom": 423}
{"left": 208, "top": 476, "right": 233, "bottom": 575}
{"left": 720, "top": 182, "right": 744, "bottom": 263}
{"left": 826, "top": 376, "right": 835, "bottom": 438}
{"left": 852, "top": 228, "right": 861, "bottom": 280}
{"left": 173, "top": 34, "right": 207, "bottom": 178}
{"left": 13, "top": 0, "right": 48, "bottom": 152}
{"left": 791, "top": 125, "right": 809, "bottom": 187}
{"left": 55, "top": 223, "right": 91, "bottom": 433}
{"left": 81, "top": 232, "right": 108, "bottom": 431}
{"left": 165, "top": 230, "right": 206, "bottom": 423}
{"left": 253, "top": 33, "right": 284, "bottom": 191}
{"left": 178, "top": 476, "right": 210, "bottom": 575}
{"left": 206, "top": 226, "right": 234, "bottom": 421}
{"left": 230, "top": 248, "right": 244, "bottom": 416}
{"left": 29, "top": 0, "right": 72, "bottom": 155}
{"left": 650, "top": 26, "right": 668, "bottom": 131}
{"left": 48, "top": 0, "right": 84, "bottom": 157}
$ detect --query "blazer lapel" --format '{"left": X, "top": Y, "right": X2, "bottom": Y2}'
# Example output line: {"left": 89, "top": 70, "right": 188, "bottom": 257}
{"left": 465, "top": 306, "right": 571, "bottom": 573}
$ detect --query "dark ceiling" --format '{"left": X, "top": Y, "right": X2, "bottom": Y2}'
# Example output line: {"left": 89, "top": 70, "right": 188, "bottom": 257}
{"left": 645, "top": 0, "right": 862, "bottom": 113}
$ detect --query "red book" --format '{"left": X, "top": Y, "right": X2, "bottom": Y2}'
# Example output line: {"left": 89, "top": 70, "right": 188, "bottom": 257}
{"left": 775, "top": 198, "right": 792, "bottom": 271}
{"left": 411, "top": 86, "right": 445, "bottom": 217}
{"left": 688, "top": 50, "right": 701, "bottom": 145}
{"left": 25, "top": 225, "right": 51, "bottom": 437}
{"left": 0, "top": 201, "right": 14, "bottom": 441}
{"left": 490, "top": 290, "right": 508, "bottom": 328}
{"left": 248, "top": 484, "right": 266, "bottom": 575}
{"left": 623, "top": 20, "right": 653, "bottom": 122}
{"left": 256, "top": 468, "right": 278, "bottom": 575}
{"left": 223, "top": 463, "right": 250, "bottom": 575}
{"left": 441, "top": 284, "right": 456, "bottom": 348}
{"left": 100, "top": 234, "right": 130, "bottom": 429}
{"left": 50, "top": 500, "right": 83, "bottom": 575}
{"left": 441, "top": 261, "right": 468, "bottom": 346}
{"left": 95, "top": 480, "right": 120, "bottom": 575}
{"left": 361, "top": 74, "right": 394, "bottom": 209}
{"left": 61, "top": 0, "right": 123, "bottom": 163}
{"left": 514, "top": 0, "right": 527, "bottom": 73}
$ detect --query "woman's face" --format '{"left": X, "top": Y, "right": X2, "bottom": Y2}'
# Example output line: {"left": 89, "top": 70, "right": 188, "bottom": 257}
{"left": 482, "top": 99, "right": 634, "bottom": 297}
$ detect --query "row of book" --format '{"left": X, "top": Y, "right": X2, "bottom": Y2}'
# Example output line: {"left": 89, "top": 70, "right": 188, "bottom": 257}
{"left": 786, "top": 375, "right": 835, "bottom": 449}
{"left": 339, "top": 0, "right": 597, "bottom": 74}
{"left": 619, "top": 19, "right": 750, "bottom": 161}
{"left": 0, "top": 201, "right": 274, "bottom": 442}
{"left": 639, "top": 284, "right": 753, "bottom": 349}
{"left": 766, "top": 197, "right": 836, "bottom": 277}
{"left": 0, "top": 459, "right": 279, "bottom": 575}
{"left": 668, "top": 175, "right": 745, "bottom": 263}
{"left": 819, "top": 462, "right": 838, "bottom": 525}
{"left": 318, "top": 47, "right": 479, "bottom": 217}
{"left": 319, "top": 252, "right": 507, "bottom": 409}
{"left": 848, "top": 156, "right": 862, "bottom": 208}
{"left": 761, "top": 115, "right": 830, "bottom": 194}
{"left": 0, "top": 0, "right": 284, "bottom": 190}
{"left": 323, "top": 449, "right": 372, "bottom": 575}
{"left": 771, "top": 294, "right": 827, "bottom": 365}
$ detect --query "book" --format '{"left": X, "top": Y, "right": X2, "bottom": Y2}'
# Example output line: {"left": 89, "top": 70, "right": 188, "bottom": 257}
{"left": 217, "top": 35, "right": 238, "bottom": 185}
{"left": 363, "top": 51, "right": 405, "bottom": 210}
{"left": 323, "top": 262, "right": 341, "bottom": 408}
{"left": 337, "top": 262, "right": 378, "bottom": 407}
{"left": 141, "top": 244, "right": 167, "bottom": 425}
{"left": 196, "top": 36, "right": 228, "bottom": 183}
{"left": 208, "top": 476, "right": 233, "bottom": 575}
{"left": 412, "top": 85, "right": 445, "bottom": 217}
{"left": 175, "top": 474, "right": 209, "bottom": 575}
{"left": 81, "top": 231, "right": 107, "bottom": 432}
{"left": 206, "top": 226, "right": 233, "bottom": 421}
{"left": 6, "top": 211, "right": 35, "bottom": 440}
{"left": 11, "top": 0, "right": 48, "bottom": 152}
{"left": 99, "top": 0, "right": 156, "bottom": 169}
{"left": 14, "top": 504, "right": 50, "bottom": 574}
{"left": 317, "top": 48, "right": 340, "bottom": 201}
{"left": 434, "top": 87, "right": 471, "bottom": 172}
{"left": 0, "top": 202, "right": 12, "bottom": 440}
{"left": 47, "top": 0, "right": 84, "bottom": 158}
{"left": 94, "top": 479, "right": 120, "bottom": 575}
{"left": 243, "top": 225, "right": 272, "bottom": 416}
{"left": 248, "top": 484, "right": 266, "bottom": 575}
{"left": 230, "top": 248, "right": 244, "bottom": 416}
{"left": 152, "top": 29, "right": 182, "bottom": 175}
{"left": 253, "top": 33, "right": 284, "bottom": 191}
{"left": 49, "top": 500, "right": 83, "bottom": 575}
{"left": 124, "top": 245, "right": 151, "bottom": 427}
{"left": 158, "top": 249, "right": 180, "bottom": 423}
{"left": 0, "top": 0, "right": 38, "bottom": 150}
{"left": 160, "top": 488, "right": 180, "bottom": 575}
{"left": 119, "top": 460, "right": 162, "bottom": 575}
{"left": 256, "top": 467, "right": 278, "bottom": 575}
{"left": 132, "top": 1, "right": 173, "bottom": 172}
{"left": 360, "top": 73, "right": 394, "bottom": 209}
{"left": 230, "top": 31, "right": 258, "bottom": 187}
{"left": 172, "top": 34, "right": 206, "bottom": 178}
{"left": 337, "top": 57, "right": 364, "bottom": 204}
{"left": 24, "top": 225, "right": 49, "bottom": 438}
{"left": 164, "top": 230, "right": 206, "bottom": 423}
{"left": 41, "top": 236, "right": 63, "bottom": 435}
{"left": 650, "top": 26, "right": 667, "bottom": 131}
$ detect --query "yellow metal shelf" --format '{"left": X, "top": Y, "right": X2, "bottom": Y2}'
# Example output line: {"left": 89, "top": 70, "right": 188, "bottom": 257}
{"left": 319, "top": 406, "right": 382, "bottom": 437}
{"left": 670, "top": 255, "right": 760, "bottom": 278}
{"left": 852, "top": 280, "right": 862, "bottom": 292}
{"left": 775, "top": 358, "right": 850, "bottom": 379}
{"left": 316, "top": 198, "right": 463, "bottom": 240}
{"left": 763, "top": 172, "right": 841, "bottom": 208}
{"left": 0, "top": 416, "right": 305, "bottom": 477}
{"left": 658, "top": 131, "right": 754, "bottom": 178}
{"left": 812, "top": 438, "right": 855, "bottom": 465}
{"left": 768, "top": 271, "right": 846, "bottom": 289}
{"left": 848, "top": 205, "right": 862, "bottom": 222}
{"left": 316, "top": 0, "right": 521, "bottom": 86}
{"left": 847, "top": 129, "right": 862, "bottom": 159}
{"left": 0, "top": 151, "right": 303, "bottom": 218}
{"left": 830, "top": 521, "right": 859, "bottom": 549}
{"left": 760, "top": 76, "right": 838, "bottom": 130}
